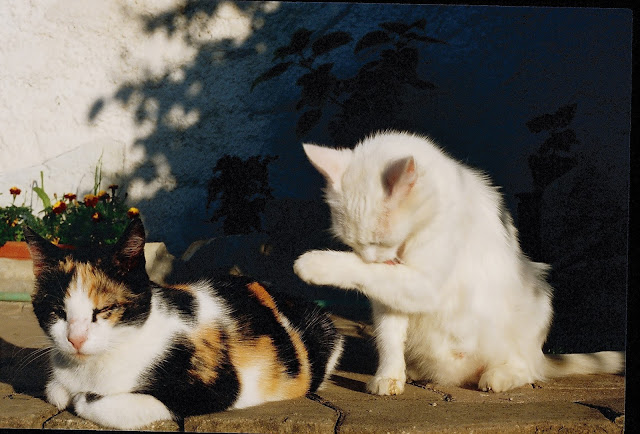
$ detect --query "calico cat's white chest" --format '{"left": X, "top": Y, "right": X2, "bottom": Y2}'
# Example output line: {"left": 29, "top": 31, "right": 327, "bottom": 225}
{"left": 51, "top": 304, "right": 187, "bottom": 396}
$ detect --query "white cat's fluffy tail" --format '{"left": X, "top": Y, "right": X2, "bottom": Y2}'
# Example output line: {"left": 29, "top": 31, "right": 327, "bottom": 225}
{"left": 543, "top": 351, "right": 625, "bottom": 378}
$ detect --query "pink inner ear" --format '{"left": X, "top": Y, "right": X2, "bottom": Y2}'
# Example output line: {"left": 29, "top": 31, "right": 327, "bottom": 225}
{"left": 302, "top": 144, "right": 351, "bottom": 190}
{"left": 384, "top": 156, "right": 416, "bottom": 197}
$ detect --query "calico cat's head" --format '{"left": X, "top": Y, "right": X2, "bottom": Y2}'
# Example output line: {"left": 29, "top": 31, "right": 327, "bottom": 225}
{"left": 24, "top": 218, "right": 152, "bottom": 357}
{"left": 303, "top": 135, "right": 422, "bottom": 264}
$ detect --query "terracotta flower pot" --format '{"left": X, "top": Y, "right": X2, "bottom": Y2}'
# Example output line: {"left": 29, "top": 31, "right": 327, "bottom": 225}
{"left": 0, "top": 241, "right": 31, "bottom": 260}
{"left": 0, "top": 241, "right": 75, "bottom": 260}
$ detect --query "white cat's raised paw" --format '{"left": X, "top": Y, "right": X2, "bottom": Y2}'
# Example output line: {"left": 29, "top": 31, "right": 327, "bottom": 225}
{"left": 293, "top": 250, "right": 359, "bottom": 288}
{"left": 367, "top": 376, "right": 406, "bottom": 396}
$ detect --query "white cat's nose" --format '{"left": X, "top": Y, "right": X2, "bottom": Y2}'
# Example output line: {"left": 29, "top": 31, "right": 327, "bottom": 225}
{"left": 359, "top": 246, "right": 378, "bottom": 263}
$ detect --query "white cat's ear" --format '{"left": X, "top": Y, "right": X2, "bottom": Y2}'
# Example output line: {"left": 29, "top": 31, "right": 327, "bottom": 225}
{"left": 302, "top": 144, "right": 352, "bottom": 190}
{"left": 383, "top": 156, "right": 417, "bottom": 200}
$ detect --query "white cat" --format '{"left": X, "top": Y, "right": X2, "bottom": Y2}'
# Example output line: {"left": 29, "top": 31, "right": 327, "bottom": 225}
{"left": 294, "top": 130, "right": 624, "bottom": 395}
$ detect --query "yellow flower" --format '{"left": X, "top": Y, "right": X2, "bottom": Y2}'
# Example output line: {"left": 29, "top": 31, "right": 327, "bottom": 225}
{"left": 97, "top": 190, "right": 110, "bottom": 200}
{"left": 84, "top": 194, "right": 99, "bottom": 208}
{"left": 52, "top": 200, "right": 67, "bottom": 215}
{"left": 127, "top": 207, "right": 140, "bottom": 218}
{"left": 91, "top": 212, "right": 102, "bottom": 223}
{"left": 63, "top": 193, "right": 77, "bottom": 201}
{"left": 9, "top": 187, "right": 21, "bottom": 196}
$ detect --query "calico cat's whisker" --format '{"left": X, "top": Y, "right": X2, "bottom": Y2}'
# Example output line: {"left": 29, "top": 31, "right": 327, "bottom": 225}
{"left": 10, "top": 346, "right": 55, "bottom": 379}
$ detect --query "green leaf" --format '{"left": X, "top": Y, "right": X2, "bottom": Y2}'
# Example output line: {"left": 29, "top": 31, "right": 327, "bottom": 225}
{"left": 311, "top": 31, "right": 352, "bottom": 57}
{"left": 354, "top": 30, "right": 392, "bottom": 53}
{"left": 32, "top": 186, "right": 51, "bottom": 209}
{"left": 251, "top": 62, "right": 293, "bottom": 91}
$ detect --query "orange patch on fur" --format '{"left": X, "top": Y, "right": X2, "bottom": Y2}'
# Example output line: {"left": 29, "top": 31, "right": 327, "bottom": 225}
{"left": 189, "top": 326, "right": 224, "bottom": 384}
{"left": 170, "top": 284, "right": 193, "bottom": 293}
{"left": 227, "top": 284, "right": 313, "bottom": 401}
{"left": 246, "top": 282, "right": 276, "bottom": 310}
{"left": 229, "top": 333, "right": 312, "bottom": 401}
{"left": 66, "top": 263, "right": 133, "bottom": 324}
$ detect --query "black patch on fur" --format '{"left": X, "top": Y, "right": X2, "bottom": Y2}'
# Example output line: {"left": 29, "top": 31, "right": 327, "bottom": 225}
{"left": 84, "top": 392, "right": 103, "bottom": 403}
{"left": 31, "top": 268, "right": 73, "bottom": 333}
{"left": 272, "top": 292, "right": 342, "bottom": 392}
{"left": 117, "top": 289, "right": 152, "bottom": 327}
{"left": 158, "top": 285, "right": 196, "bottom": 319}
{"left": 214, "top": 276, "right": 300, "bottom": 377}
{"left": 140, "top": 332, "right": 240, "bottom": 417}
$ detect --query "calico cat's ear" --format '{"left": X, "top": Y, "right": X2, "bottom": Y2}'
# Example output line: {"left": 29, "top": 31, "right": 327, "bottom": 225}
{"left": 302, "top": 144, "right": 352, "bottom": 191}
{"left": 383, "top": 156, "right": 417, "bottom": 201}
{"left": 111, "top": 218, "right": 146, "bottom": 274}
{"left": 22, "top": 226, "right": 61, "bottom": 278}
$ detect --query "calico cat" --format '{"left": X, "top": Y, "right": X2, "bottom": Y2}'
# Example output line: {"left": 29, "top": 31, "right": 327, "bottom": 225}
{"left": 24, "top": 219, "right": 343, "bottom": 430}
{"left": 294, "top": 130, "right": 624, "bottom": 395}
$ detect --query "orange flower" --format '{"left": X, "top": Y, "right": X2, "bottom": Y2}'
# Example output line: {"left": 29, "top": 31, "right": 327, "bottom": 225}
{"left": 91, "top": 212, "right": 102, "bottom": 222}
{"left": 127, "top": 207, "right": 140, "bottom": 218}
{"left": 84, "top": 194, "right": 99, "bottom": 208}
{"left": 52, "top": 200, "right": 67, "bottom": 215}
{"left": 9, "top": 187, "right": 21, "bottom": 196}
{"left": 97, "top": 190, "right": 110, "bottom": 200}
{"left": 63, "top": 193, "right": 77, "bottom": 201}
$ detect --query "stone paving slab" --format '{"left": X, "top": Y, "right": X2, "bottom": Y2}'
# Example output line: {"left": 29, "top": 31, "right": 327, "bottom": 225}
{"left": 0, "top": 301, "right": 626, "bottom": 433}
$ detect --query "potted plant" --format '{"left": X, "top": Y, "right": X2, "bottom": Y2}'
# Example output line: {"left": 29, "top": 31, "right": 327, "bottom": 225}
{"left": 1, "top": 178, "right": 140, "bottom": 259}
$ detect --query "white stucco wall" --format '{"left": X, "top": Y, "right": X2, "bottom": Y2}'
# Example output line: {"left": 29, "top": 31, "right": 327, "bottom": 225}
{"left": 1, "top": 2, "right": 631, "bottom": 256}
{"left": 1, "top": 1, "right": 285, "bottom": 250}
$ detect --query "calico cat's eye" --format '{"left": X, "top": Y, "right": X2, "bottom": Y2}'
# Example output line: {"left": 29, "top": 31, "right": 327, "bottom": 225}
{"left": 92, "top": 304, "right": 118, "bottom": 322}
{"left": 52, "top": 307, "right": 66, "bottom": 321}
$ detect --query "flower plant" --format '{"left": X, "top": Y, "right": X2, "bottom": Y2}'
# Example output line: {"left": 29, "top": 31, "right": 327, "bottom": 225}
{"left": 1, "top": 171, "right": 140, "bottom": 248}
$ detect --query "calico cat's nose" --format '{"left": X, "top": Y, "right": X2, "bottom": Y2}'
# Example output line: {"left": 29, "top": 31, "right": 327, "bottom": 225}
{"left": 68, "top": 334, "right": 87, "bottom": 351}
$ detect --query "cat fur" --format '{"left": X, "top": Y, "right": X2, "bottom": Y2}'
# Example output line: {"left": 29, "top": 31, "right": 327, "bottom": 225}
{"left": 24, "top": 219, "right": 343, "bottom": 429}
{"left": 294, "top": 130, "right": 623, "bottom": 395}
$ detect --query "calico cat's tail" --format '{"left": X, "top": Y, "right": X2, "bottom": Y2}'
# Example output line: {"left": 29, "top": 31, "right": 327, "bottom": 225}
{"left": 543, "top": 351, "right": 625, "bottom": 378}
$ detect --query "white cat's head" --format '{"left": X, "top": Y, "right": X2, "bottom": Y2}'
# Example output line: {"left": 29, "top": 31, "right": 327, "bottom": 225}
{"left": 303, "top": 140, "right": 420, "bottom": 264}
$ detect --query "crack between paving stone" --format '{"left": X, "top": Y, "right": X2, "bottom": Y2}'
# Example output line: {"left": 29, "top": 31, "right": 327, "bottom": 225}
{"left": 306, "top": 393, "right": 346, "bottom": 434}
{"left": 575, "top": 401, "right": 623, "bottom": 424}
{"left": 41, "top": 409, "right": 64, "bottom": 429}
{"left": 408, "top": 381, "right": 454, "bottom": 402}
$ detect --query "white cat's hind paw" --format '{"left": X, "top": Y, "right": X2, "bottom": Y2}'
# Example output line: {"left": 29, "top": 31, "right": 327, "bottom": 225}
{"left": 367, "top": 376, "right": 406, "bottom": 396}
{"left": 478, "top": 368, "right": 526, "bottom": 393}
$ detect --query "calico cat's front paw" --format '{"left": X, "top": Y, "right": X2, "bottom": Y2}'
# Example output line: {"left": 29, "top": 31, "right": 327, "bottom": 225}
{"left": 71, "top": 391, "right": 103, "bottom": 416}
{"left": 367, "top": 376, "right": 406, "bottom": 396}
{"left": 294, "top": 250, "right": 360, "bottom": 289}
{"left": 45, "top": 380, "right": 72, "bottom": 410}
